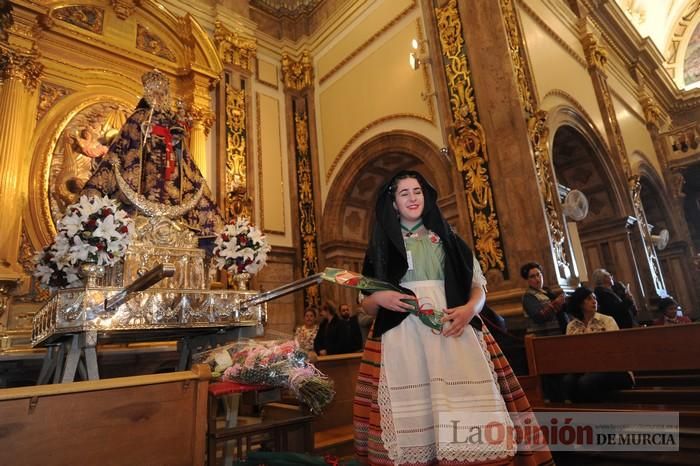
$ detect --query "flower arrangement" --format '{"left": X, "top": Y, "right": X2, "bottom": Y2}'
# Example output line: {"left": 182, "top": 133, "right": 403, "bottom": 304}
{"left": 198, "top": 339, "right": 335, "bottom": 414}
{"left": 213, "top": 217, "right": 271, "bottom": 275}
{"left": 33, "top": 195, "right": 134, "bottom": 289}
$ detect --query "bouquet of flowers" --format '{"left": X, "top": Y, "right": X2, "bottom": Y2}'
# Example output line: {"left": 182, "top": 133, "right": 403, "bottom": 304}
{"left": 33, "top": 195, "right": 134, "bottom": 289}
{"left": 198, "top": 339, "right": 335, "bottom": 414}
{"left": 213, "top": 217, "right": 271, "bottom": 275}
{"left": 33, "top": 242, "right": 81, "bottom": 289}
{"left": 321, "top": 267, "right": 445, "bottom": 332}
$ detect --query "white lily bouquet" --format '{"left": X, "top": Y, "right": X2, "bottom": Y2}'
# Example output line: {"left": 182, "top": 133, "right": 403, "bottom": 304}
{"left": 33, "top": 195, "right": 135, "bottom": 289}
{"left": 213, "top": 217, "right": 271, "bottom": 275}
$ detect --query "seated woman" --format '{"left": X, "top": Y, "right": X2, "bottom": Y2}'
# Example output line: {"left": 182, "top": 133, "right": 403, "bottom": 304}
{"left": 294, "top": 306, "right": 319, "bottom": 352}
{"left": 520, "top": 261, "right": 568, "bottom": 336}
{"left": 653, "top": 297, "right": 692, "bottom": 326}
{"left": 563, "top": 287, "right": 634, "bottom": 402}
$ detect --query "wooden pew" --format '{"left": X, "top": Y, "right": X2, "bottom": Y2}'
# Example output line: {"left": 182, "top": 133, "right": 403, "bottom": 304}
{"left": 524, "top": 324, "right": 700, "bottom": 465}
{"left": 264, "top": 352, "right": 362, "bottom": 455}
{"left": 0, "top": 364, "right": 211, "bottom": 466}
{"left": 313, "top": 353, "right": 361, "bottom": 454}
{"left": 525, "top": 323, "right": 700, "bottom": 376}
{"left": 523, "top": 323, "right": 700, "bottom": 409}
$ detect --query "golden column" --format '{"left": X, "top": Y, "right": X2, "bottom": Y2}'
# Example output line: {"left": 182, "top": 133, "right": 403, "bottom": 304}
{"left": 0, "top": 44, "right": 42, "bottom": 281}
{"left": 189, "top": 105, "right": 215, "bottom": 180}
{"left": 181, "top": 71, "right": 217, "bottom": 182}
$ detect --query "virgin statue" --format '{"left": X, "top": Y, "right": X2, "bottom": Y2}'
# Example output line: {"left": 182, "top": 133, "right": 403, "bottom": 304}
{"left": 81, "top": 69, "right": 224, "bottom": 236}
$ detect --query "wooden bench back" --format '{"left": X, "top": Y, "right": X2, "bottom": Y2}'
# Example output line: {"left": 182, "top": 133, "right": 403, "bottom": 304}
{"left": 525, "top": 323, "right": 700, "bottom": 376}
{"left": 0, "top": 364, "right": 211, "bottom": 466}
{"left": 313, "top": 353, "right": 362, "bottom": 432}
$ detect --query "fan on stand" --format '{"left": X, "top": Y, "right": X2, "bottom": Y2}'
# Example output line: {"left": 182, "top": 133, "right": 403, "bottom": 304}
{"left": 650, "top": 228, "right": 670, "bottom": 251}
{"left": 562, "top": 189, "right": 589, "bottom": 221}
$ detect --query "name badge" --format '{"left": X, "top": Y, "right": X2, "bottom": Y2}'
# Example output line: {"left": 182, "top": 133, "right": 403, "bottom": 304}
{"left": 407, "top": 250, "right": 414, "bottom": 271}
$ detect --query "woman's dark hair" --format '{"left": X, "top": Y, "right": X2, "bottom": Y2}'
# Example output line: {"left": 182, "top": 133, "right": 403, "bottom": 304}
{"left": 304, "top": 306, "right": 318, "bottom": 317}
{"left": 520, "top": 262, "right": 542, "bottom": 280}
{"left": 567, "top": 287, "right": 594, "bottom": 320}
{"left": 389, "top": 172, "right": 422, "bottom": 198}
{"left": 657, "top": 297, "right": 678, "bottom": 314}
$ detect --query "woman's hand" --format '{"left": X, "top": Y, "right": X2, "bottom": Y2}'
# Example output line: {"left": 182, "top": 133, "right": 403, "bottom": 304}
{"left": 441, "top": 302, "right": 478, "bottom": 337}
{"left": 365, "top": 290, "right": 416, "bottom": 314}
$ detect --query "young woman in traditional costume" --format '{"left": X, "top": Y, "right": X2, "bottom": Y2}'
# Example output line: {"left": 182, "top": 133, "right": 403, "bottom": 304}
{"left": 354, "top": 170, "right": 553, "bottom": 465}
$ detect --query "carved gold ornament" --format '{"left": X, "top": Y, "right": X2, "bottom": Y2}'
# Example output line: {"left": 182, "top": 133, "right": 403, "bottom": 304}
{"left": 224, "top": 84, "right": 250, "bottom": 219}
{"left": 37, "top": 83, "right": 70, "bottom": 120}
{"left": 500, "top": 0, "right": 535, "bottom": 115}
{"left": 528, "top": 111, "right": 568, "bottom": 269}
{"left": 281, "top": 52, "right": 313, "bottom": 91}
{"left": 53, "top": 5, "right": 104, "bottom": 34}
{"left": 111, "top": 0, "right": 136, "bottom": 20}
{"left": 582, "top": 33, "right": 608, "bottom": 73}
{"left": 136, "top": 25, "right": 176, "bottom": 63}
{"left": 214, "top": 22, "right": 257, "bottom": 73}
{"left": 0, "top": 44, "right": 43, "bottom": 91}
{"left": 190, "top": 105, "right": 215, "bottom": 136}
{"left": 436, "top": 0, "right": 506, "bottom": 275}
{"left": 640, "top": 89, "right": 668, "bottom": 131}
{"left": 294, "top": 109, "right": 319, "bottom": 308}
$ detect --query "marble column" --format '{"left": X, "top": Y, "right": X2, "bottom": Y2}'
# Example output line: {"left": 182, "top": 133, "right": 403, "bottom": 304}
{"left": 0, "top": 45, "right": 42, "bottom": 282}
{"left": 429, "top": 0, "right": 565, "bottom": 311}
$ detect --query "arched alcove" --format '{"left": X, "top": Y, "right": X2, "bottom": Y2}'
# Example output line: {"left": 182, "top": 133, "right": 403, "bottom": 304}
{"left": 319, "top": 131, "right": 460, "bottom": 308}
{"left": 637, "top": 162, "right": 695, "bottom": 309}
{"left": 548, "top": 107, "right": 640, "bottom": 296}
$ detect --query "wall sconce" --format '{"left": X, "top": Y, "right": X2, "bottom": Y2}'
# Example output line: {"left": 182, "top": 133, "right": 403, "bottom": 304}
{"left": 409, "top": 52, "right": 431, "bottom": 70}
{"left": 409, "top": 38, "right": 430, "bottom": 70}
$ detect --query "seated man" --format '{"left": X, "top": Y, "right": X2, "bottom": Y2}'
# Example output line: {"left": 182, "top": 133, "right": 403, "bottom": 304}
{"left": 520, "top": 262, "right": 568, "bottom": 336}
{"left": 591, "top": 268, "right": 637, "bottom": 329}
{"left": 653, "top": 297, "right": 692, "bottom": 325}
{"left": 339, "top": 303, "right": 364, "bottom": 352}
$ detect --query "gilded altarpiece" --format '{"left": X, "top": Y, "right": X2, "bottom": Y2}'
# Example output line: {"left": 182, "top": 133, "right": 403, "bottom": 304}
{"left": 500, "top": 0, "right": 571, "bottom": 279}
{"left": 0, "top": 0, "right": 225, "bottom": 350}
{"left": 434, "top": 0, "right": 507, "bottom": 277}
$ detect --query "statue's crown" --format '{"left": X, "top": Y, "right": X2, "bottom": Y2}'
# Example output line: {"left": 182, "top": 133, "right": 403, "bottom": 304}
{"left": 141, "top": 69, "right": 170, "bottom": 109}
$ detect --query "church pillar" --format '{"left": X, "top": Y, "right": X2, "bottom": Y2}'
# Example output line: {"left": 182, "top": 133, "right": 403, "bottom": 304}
{"left": 498, "top": 0, "right": 578, "bottom": 287}
{"left": 427, "top": 0, "right": 568, "bottom": 313}
{"left": 282, "top": 51, "right": 321, "bottom": 310}
{"left": 213, "top": 21, "right": 256, "bottom": 222}
{"left": 579, "top": 25, "right": 666, "bottom": 302}
{"left": 0, "top": 44, "right": 42, "bottom": 282}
